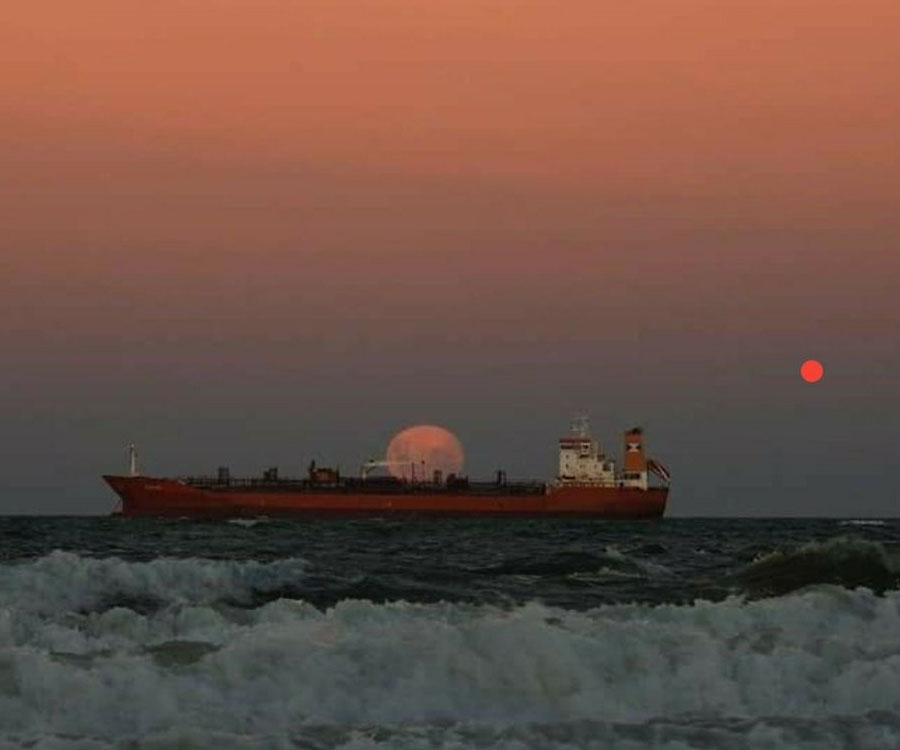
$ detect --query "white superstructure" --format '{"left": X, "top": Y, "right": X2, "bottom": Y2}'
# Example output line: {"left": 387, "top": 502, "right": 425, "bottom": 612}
{"left": 556, "top": 418, "right": 651, "bottom": 490}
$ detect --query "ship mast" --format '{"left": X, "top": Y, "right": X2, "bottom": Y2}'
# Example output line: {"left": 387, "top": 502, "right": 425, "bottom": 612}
{"left": 128, "top": 443, "right": 139, "bottom": 477}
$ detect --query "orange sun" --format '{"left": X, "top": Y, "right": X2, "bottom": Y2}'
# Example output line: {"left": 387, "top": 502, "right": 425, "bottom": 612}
{"left": 385, "top": 425, "right": 465, "bottom": 482}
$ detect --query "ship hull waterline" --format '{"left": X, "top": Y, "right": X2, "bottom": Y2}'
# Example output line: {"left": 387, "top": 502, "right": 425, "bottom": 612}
{"left": 104, "top": 476, "right": 669, "bottom": 519}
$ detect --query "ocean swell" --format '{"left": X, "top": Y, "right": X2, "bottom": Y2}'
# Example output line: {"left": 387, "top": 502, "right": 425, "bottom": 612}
{"left": 736, "top": 536, "right": 900, "bottom": 598}
{"left": 475, "top": 546, "right": 667, "bottom": 579}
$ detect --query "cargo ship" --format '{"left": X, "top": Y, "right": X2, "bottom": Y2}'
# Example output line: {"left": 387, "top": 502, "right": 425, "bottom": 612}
{"left": 104, "top": 421, "right": 671, "bottom": 518}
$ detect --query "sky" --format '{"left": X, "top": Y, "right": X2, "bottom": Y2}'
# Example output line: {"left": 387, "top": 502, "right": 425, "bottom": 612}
{"left": 1, "top": 0, "right": 898, "bottom": 515}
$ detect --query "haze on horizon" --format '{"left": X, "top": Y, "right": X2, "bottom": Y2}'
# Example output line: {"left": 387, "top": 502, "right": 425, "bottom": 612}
{"left": 1, "top": 0, "right": 898, "bottom": 515}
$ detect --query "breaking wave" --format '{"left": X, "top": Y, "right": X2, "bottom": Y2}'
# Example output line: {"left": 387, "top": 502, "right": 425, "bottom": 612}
{"left": 1, "top": 553, "right": 900, "bottom": 747}
{"left": 0, "top": 550, "right": 310, "bottom": 615}
{"left": 736, "top": 536, "right": 900, "bottom": 598}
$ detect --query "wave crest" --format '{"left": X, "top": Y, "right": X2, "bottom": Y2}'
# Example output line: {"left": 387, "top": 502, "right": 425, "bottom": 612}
{"left": 0, "top": 550, "right": 310, "bottom": 615}
{"left": 476, "top": 546, "right": 666, "bottom": 579}
{"left": 737, "top": 536, "right": 900, "bottom": 598}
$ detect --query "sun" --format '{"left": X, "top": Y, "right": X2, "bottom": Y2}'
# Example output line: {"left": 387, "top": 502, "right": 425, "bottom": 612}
{"left": 385, "top": 425, "right": 465, "bottom": 482}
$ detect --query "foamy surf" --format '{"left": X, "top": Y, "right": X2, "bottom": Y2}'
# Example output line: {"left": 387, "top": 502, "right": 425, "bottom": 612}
{"left": 1, "top": 551, "right": 900, "bottom": 747}
{"left": 0, "top": 550, "right": 311, "bottom": 616}
{"left": 1, "top": 718, "right": 898, "bottom": 750}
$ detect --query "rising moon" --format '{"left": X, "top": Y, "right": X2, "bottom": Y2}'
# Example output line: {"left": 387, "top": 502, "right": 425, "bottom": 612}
{"left": 385, "top": 425, "right": 465, "bottom": 482}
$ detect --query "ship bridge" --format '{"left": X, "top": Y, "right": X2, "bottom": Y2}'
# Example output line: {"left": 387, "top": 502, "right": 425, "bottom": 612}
{"left": 556, "top": 419, "right": 662, "bottom": 490}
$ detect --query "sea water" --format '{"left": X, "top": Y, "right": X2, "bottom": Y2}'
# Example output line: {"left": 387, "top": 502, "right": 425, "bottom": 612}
{"left": 0, "top": 516, "right": 899, "bottom": 749}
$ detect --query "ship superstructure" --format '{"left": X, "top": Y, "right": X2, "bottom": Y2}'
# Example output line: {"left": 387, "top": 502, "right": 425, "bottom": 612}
{"left": 556, "top": 418, "right": 670, "bottom": 491}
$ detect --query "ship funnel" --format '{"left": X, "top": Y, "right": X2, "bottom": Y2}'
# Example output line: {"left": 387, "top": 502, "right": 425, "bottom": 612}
{"left": 623, "top": 427, "right": 647, "bottom": 472}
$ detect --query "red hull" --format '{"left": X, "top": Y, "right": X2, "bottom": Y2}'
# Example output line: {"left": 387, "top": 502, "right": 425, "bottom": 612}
{"left": 103, "top": 476, "right": 668, "bottom": 519}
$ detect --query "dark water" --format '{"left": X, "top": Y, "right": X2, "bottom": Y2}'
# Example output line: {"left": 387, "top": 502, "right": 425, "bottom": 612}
{"left": 2, "top": 516, "right": 900, "bottom": 748}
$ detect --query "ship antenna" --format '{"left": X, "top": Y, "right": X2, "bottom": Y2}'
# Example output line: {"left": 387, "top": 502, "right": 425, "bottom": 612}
{"left": 128, "top": 443, "right": 139, "bottom": 477}
{"left": 571, "top": 415, "right": 590, "bottom": 437}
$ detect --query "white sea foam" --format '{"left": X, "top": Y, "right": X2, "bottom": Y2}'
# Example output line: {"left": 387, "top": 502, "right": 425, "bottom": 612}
{"left": 2, "top": 553, "right": 900, "bottom": 748}
{"left": 1, "top": 718, "right": 899, "bottom": 750}
{"left": 0, "top": 550, "right": 309, "bottom": 617}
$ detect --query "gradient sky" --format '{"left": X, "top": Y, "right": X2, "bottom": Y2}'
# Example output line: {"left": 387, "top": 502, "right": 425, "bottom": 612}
{"left": 2, "top": 0, "right": 898, "bottom": 515}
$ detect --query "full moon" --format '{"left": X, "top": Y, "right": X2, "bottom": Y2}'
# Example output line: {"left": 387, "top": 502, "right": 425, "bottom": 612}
{"left": 800, "top": 359, "right": 824, "bottom": 383}
{"left": 385, "top": 425, "right": 465, "bottom": 482}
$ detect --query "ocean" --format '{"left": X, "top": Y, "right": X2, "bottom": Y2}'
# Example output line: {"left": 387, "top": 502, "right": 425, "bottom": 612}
{"left": 1, "top": 516, "right": 899, "bottom": 749}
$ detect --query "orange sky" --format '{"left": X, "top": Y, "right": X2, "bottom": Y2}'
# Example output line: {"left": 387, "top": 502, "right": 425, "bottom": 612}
{"left": 4, "top": 0, "right": 899, "bottom": 179}
{"left": 1, "top": 1, "right": 899, "bottom": 513}
{"left": 4, "top": 1, "right": 898, "bottom": 328}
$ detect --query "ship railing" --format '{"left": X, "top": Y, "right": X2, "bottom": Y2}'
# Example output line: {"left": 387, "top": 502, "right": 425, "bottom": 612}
{"left": 179, "top": 475, "right": 547, "bottom": 494}
{"left": 179, "top": 476, "right": 315, "bottom": 489}
{"left": 554, "top": 478, "right": 620, "bottom": 488}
